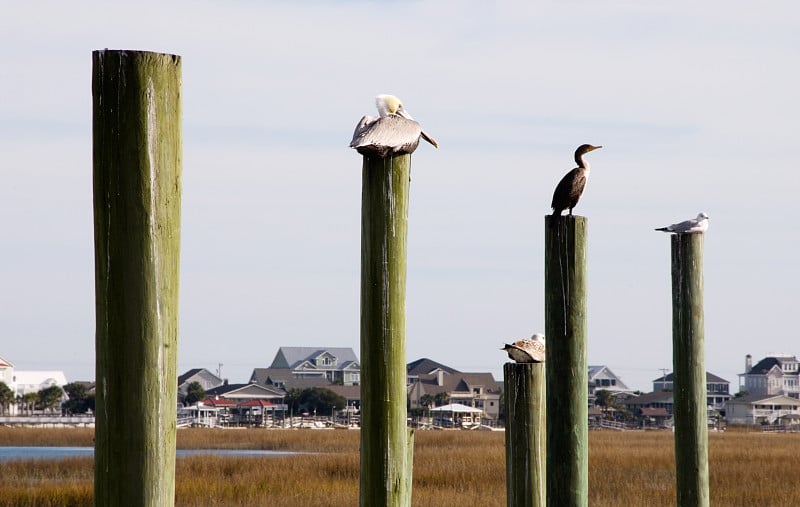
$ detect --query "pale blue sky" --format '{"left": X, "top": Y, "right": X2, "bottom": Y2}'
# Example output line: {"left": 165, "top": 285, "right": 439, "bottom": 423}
{"left": 1, "top": 1, "right": 798, "bottom": 391}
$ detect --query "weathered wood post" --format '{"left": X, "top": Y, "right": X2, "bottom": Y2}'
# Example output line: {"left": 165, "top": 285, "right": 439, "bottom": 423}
{"left": 360, "top": 154, "right": 413, "bottom": 506}
{"left": 670, "top": 233, "right": 709, "bottom": 507}
{"left": 544, "top": 215, "right": 588, "bottom": 507}
{"left": 92, "top": 49, "right": 182, "bottom": 507}
{"left": 504, "top": 363, "right": 546, "bottom": 507}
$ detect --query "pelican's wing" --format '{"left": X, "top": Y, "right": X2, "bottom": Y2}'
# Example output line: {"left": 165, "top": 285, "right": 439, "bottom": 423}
{"left": 350, "top": 115, "right": 424, "bottom": 157}
{"left": 350, "top": 115, "right": 378, "bottom": 148}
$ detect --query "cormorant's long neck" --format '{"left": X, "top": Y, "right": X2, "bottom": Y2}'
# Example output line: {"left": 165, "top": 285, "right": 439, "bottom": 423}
{"left": 575, "top": 151, "right": 587, "bottom": 169}
{"left": 575, "top": 152, "right": 590, "bottom": 173}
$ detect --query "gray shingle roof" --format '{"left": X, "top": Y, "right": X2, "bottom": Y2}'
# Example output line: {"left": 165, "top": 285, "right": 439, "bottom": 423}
{"left": 270, "top": 347, "right": 358, "bottom": 369}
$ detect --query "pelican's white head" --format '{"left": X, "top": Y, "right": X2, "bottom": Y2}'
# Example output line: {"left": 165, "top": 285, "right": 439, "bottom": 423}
{"left": 376, "top": 94, "right": 412, "bottom": 119}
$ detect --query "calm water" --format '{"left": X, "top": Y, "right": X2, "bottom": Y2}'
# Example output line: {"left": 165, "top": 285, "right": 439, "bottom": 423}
{"left": 0, "top": 446, "right": 298, "bottom": 461}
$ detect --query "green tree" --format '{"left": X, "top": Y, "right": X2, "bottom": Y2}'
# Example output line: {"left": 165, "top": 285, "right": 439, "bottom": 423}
{"left": 433, "top": 392, "right": 450, "bottom": 407}
{"left": 285, "top": 388, "right": 346, "bottom": 415}
{"left": 0, "top": 382, "right": 14, "bottom": 415}
{"left": 419, "top": 394, "right": 434, "bottom": 409}
{"left": 185, "top": 381, "right": 206, "bottom": 405}
{"left": 62, "top": 382, "right": 95, "bottom": 415}
{"left": 595, "top": 389, "right": 614, "bottom": 413}
{"left": 20, "top": 393, "right": 38, "bottom": 415}
{"left": 37, "top": 385, "right": 64, "bottom": 414}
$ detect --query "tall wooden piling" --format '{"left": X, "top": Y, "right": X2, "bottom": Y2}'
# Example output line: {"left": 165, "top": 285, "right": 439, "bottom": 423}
{"left": 360, "top": 155, "right": 413, "bottom": 506}
{"left": 504, "top": 363, "right": 546, "bottom": 507}
{"left": 92, "top": 49, "right": 182, "bottom": 507}
{"left": 670, "top": 233, "right": 709, "bottom": 507}
{"left": 544, "top": 215, "right": 588, "bottom": 507}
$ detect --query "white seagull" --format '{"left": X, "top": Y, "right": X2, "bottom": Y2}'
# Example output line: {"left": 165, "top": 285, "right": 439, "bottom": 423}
{"left": 655, "top": 212, "right": 710, "bottom": 234}
{"left": 350, "top": 94, "right": 438, "bottom": 158}
{"left": 502, "top": 333, "right": 546, "bottom": 363}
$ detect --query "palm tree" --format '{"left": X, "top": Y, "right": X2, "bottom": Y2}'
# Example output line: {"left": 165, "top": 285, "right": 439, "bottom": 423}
{"left": 595, "top": 389, "right": 614, "bottom": 418}
{"left": 0, "top": 382, "right": 14, "bottom": 415}
{"left": 433, "top": 392, "right": 450, "bottom": 407}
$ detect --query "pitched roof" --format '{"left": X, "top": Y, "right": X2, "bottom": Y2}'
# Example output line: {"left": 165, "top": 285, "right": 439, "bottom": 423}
{"left": 407, "top": 358, "right": 460, "bottom": 376}
{"left": 746, "top": 356, "right": 798, "bottom": 375}
{"left": 205, "top": 383, "right": 284, "bottom": 399}
{"left": 0, "top": 355, "right": 14, "bottom": 368}
{"left": 270, "top": 347, "right": 359, "bottom": 369}
{"left": 641, "top": 407, "right": 670, "bottom": 417}
{"left": 413, "top": 371, "right": 500, "bottom": 396}
{"left": 726, "top": 393, "right": 800, "bottom": 405}
{"left": 625, "top": 391, "right": 674, "bottom": 406}
{"left": 652, "top": 371, "right": 730, "bottom": 384}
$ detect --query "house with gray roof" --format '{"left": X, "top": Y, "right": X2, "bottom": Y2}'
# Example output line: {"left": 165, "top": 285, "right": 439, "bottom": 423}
{"left": 264, "top": 347, "right": 361, "bottom": 386}
{"left": 652, "top": 371, "right": 731, "bottom": 410}
{"left": 738, "top": 354, "right": 800, "bottom": 399}
{"left": 406, "top": 359, "right": 502, "bottom": 420}
{"left": 726, "top": 393, "right": 800, "bottom": 425}
{"left": 177, "top": 368, "right": 224, "bottom": 403}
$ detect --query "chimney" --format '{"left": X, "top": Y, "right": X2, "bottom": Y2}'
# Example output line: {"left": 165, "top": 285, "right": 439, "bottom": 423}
{"left": 745, "top": 354, "right": 752, "bottom": 373}
{"left": 437, "top": 370, "right": 444, "bottom": 387}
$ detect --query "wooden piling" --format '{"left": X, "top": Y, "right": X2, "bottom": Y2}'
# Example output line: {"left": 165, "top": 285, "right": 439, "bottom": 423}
{"left": 504, "top": 363, "right": 546, "bottom": 507}
{"left": 359, "top": 155, "right": 413, "bottom": 506}
{"left": 92, "top": 49, "right": 182, "bottom": 507}
{"left": 670, "top": 233, "right": 709, "bottom": 507}
{"left": 544, "top": 215, "right": 588, "bottom": 507}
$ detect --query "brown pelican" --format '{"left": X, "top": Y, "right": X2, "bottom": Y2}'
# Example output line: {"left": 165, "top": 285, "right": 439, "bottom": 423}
{"left": 350, "top": 94, "right": 438, "bottom": 157}
{"left": 502, "top": 333, "right": 546, "bottom": 363}
{"left": 551, "top": 144, "right": 602, "bottom": 217}
{"left": 655, "top": 212, "right": 709, "bottom": 233}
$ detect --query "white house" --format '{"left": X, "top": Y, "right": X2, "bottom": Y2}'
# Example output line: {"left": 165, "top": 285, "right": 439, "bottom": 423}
{"left": 14, "top": 371, "right": 68, "bottom": 397}
{"left": 726, "top": 393, "right": 800, "bottom": 426}
{"left": 738, "top": 354, "right": 800, "bottom": 399}
{"left": 0, "top": 356, "right": 16, "bottom": 415}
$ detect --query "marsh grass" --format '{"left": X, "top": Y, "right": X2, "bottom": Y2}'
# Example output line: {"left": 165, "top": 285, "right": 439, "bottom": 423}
{"left": 2, "top": 428, "right": 800, "bottom": 506}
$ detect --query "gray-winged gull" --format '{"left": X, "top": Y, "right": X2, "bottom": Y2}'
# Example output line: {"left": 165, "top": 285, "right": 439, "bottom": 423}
{"left": 655, "top": 212, "right": 709, "bottom": 234}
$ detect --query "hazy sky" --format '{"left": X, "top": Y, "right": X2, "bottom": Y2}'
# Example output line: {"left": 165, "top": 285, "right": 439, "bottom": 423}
{"left": 1, "top": 1, "right": 798, "bottom": 392}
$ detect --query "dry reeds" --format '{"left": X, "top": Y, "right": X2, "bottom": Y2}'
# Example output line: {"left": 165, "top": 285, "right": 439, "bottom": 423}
{"left": 2, "top": 428, "right": 800, "bottom": 506}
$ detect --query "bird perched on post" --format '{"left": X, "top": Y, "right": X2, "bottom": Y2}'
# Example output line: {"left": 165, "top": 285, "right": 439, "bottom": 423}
{"left": 655, "top": 212, "right": 709, "bottom": 234}
{"left": 502, "top": 333, "right": 546, "bottom": 363}
{"left": 551, "top": 144, "right": 602, "bottom": 217}
{"left": 349, "top": 94, "right": 438, "bottom": 158}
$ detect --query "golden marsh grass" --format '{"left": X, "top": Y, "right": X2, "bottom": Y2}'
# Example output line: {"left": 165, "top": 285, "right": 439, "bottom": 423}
{"left": 1, "top": 428, "right": 799, "bottom": 506}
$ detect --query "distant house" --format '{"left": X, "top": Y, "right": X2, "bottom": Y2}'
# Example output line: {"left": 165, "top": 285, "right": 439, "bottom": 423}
{"left": 738, "top": 354, "right": 800, "bottom": 399}
{"left": 588, "top": 365, "right": 632, "bottom": 404}
{"left": 0, "top": 356, "right": 16, "bottom": 415}
{"left": 202, "top": 383, "right": 288, "bottom": 426}
{"left": 177, "top": 368, "right": 224, "bottom": 404}
{"left": 406, "top": 358, "right": 502, "bottom": 420}
{"left": 261, "top": 347, "right": 361, "bottom": 386}
{"left": 726, "top": 393, "right": 800, "bottom": 426}
{"left": 652, "top": 371, "right": 731, "bottom": 410}
{"left": 625, "top": 390, "right": 675, "bottom": 416}
{"left": 589, "top": 365, "right": 630, "bottom": 392}
{"left": 205, "top": 383, "right": 285, "bottom": 402}
{"left": 13, "top": 371, "right": 68, "bottom": 397}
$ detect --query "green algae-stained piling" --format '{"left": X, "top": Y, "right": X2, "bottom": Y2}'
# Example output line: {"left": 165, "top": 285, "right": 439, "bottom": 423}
{"left": 504, "top": 362, "right": 546, "bottom": 507}
{"left": 92, "top": 49, "right": 182, "bottom": 507}
{"left": 359, "top": 154, "right": 413, "bottom": 507}
{"left": 544, "top": 215, "right": 588, "bottom": 507}
{"left": 670, "top": 233, "right": 709, "bottom": 507}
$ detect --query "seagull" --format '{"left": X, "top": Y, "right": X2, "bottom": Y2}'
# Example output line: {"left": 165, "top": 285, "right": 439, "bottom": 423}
{"left": 502, "top": 333, "right": 546, "bottom": 363}
{"left": 349, "top": 94, "right": 438, "bottom": 158}
{"left": 551, "top": 144, "right": 602, "bottom": 217}
{"left": 655, "top": 212, "right": 710, "bottom": 234}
